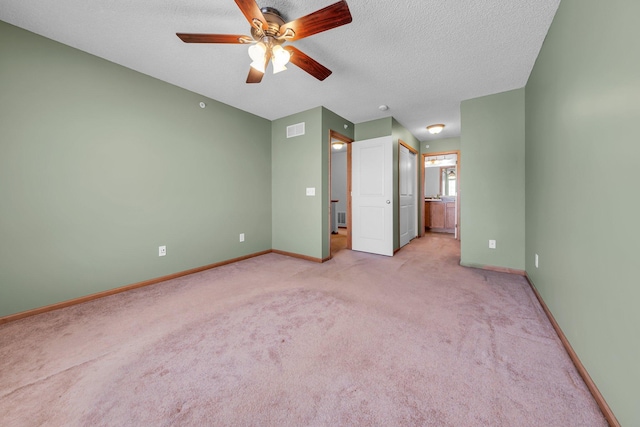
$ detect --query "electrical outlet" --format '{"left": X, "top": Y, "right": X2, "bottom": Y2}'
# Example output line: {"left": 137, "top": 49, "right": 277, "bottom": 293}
{"left": 306, "top": 187, "right": 315, "bottom": 196}
{"left": 535, "top": 253, "right": 539, "bottom": 268}
{"left": 489, "top": 240, "right": 496, "bottom": 249}
{"left": 159, "top": 245, "right": 166, "bottom": 257}
{"left": 239, "top": 233, "right": 245, "bottom": 242}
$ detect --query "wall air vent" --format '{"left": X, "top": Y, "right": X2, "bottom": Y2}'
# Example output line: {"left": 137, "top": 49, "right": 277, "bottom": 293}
{"left": 286, "top": 122, "right": 305, "bottom": 138}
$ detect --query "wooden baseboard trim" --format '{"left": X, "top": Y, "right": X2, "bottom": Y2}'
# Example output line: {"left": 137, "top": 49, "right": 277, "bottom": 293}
{"left": 271, "top": 249, "right": 324, "bottom": 263}
{"left": 0, "top": 250, "right": 272, "bottom": 325}
{"left": 460, "top": 262, "right": 526, "bottom": 276}
{"left": 525, "top": 275, "right": 620, "bottom": 427}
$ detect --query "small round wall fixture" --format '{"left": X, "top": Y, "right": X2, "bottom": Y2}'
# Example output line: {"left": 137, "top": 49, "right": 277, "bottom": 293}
{"left": 427, "top": 124, "right": 445, "bottom": 134}
{"left": 379, "top": 105, "right": 389, "bottom": 111}
{"left": 199, "top": 102, "right": 206, "bottom": 108}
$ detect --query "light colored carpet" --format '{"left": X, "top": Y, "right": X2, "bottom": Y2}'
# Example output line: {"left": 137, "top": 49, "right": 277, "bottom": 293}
{"left": 0, "top": 234, "right": 607, "bottom": 426}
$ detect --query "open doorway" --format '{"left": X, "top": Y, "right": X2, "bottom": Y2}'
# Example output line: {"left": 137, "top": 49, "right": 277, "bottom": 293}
{"left": 329, "top": 130, "right": 353, "bottom": 258}
{"left": 421, "top": 150, "right": 460, "bottom": 240}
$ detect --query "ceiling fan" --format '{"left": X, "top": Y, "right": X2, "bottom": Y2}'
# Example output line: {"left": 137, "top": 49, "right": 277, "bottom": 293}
{"left": 176, "top": 0, "right": 353, "bottom": 83}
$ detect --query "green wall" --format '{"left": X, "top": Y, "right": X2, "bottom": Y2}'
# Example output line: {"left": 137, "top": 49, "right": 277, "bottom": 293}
{"left": 271, "top": 107, "right": 353, "bottom": 260}
{"left": 271, "top": 108, "right": 323, "bottom": 259}
{"left": 354, "top": 117, "right": 392, "bottom": 141}
{"left": 421, "top": 137, "right": 460, "bottom": 155}
{"left": 525, "top": 0, "right": 640, "bottom": 424}
{"left": 0, "top": 21, "right": 272, "bottom": 317}
{"left": 460, "top": 89, "right": 525, "bottom": 271}
{"left": 391, "top": 118, "right": 420, "bottom": 152}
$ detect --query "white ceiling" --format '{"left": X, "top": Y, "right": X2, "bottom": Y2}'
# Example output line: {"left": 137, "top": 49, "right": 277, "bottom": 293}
{"left": 0, "top": 0, "right": 560, "bottom": 142}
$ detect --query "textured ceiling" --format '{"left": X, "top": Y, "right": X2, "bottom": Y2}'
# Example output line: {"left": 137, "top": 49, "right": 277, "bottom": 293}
{"left": 0, "top": 0, "right": 560, "bottom": 141}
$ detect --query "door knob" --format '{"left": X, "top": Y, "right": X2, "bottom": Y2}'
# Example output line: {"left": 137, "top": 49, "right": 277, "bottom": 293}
{"left": 386, "top": 200, "right": 391, "bottom": 204}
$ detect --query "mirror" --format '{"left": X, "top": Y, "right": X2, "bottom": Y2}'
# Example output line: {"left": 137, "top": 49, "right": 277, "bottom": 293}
{"left": 441, "top": 167, "right": 456, "bottom": 196}
{"left": 424, "top": 154, "right": 457, "bottom": 198}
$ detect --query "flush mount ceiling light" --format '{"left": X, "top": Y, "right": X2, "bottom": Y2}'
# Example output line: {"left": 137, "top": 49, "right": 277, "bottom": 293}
{"left": 427, "top": 124, "right": 445, "bottom": 134}
{"left": 332, "top": 141, "right": 345, "bottom": 150}
{"left": 176, "top": 1, "right": 353, "bottom": 83}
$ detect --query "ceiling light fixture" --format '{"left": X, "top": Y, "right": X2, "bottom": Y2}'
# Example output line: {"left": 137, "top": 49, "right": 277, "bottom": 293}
{"left": 332, "top": 141, "right": 345, "bottom": 150}
{"left": 271, "top": 44, "right": 291, "bottom": 74}
{"left": 427, "top": 124, "right": 445, "bottom": 134}
{"left": 248, "top": 39, "right": 291, "bottom": 74}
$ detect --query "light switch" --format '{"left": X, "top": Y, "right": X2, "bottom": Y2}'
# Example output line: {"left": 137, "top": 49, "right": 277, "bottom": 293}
{"left": 306, "top": 187, "right": 316, "bottom": 196}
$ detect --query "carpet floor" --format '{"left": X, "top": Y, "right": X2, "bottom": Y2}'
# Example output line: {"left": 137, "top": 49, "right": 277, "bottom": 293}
{"left": 0, "top": 234, "right": 607, "bottom": 426}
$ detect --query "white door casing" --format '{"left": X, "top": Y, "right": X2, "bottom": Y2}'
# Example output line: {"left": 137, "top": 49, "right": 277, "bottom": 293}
{"left": 399, "top": 144, "right": 417, "bottom": 247}
{"left": 351, "top": 136, "right": 393, "bottom": 256}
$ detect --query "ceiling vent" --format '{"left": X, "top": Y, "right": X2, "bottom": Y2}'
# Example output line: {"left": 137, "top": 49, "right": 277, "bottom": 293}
{"left": 286, "top": 122, "right": 305, "bottom": 138}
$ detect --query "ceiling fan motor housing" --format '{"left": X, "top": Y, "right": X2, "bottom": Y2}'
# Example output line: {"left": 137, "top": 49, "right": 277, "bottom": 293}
{"left": 251, "top": 7, "right": 285, "bottom": 40}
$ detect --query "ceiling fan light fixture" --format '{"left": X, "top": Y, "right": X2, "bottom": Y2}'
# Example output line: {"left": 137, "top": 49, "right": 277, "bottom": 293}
{"left": 248, "top": 42, "right": 267, "bottom": 62}
{"left": 271, "top": 44, "right": 291, "bottom": 74}
{"left": 427, "top": 124, "right": 445, "bottom": 134}
{"left": 177, "top": 0, "right": 353, "bottom": 83}
{"left": 273, "top": 62, "right": 287, "bottom": 74}
{"left": 272, "top": 45, "right": 290, "bottom": 65}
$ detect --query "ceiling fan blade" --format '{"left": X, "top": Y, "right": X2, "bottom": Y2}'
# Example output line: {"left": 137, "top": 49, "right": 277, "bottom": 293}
{"left": 176, "top": 33, "right": 251, "bottom": 44}
{"left": 279, "top": 0, "right": 352, "bottom": 41}
{"left": 284, "top": 46, "right": 332, "bottom": 81}
{"left": 235, "top": 0, "right": 268, "bottom": 30}
{"left": 246, "top": 67, "right": 264, "bottom": 84}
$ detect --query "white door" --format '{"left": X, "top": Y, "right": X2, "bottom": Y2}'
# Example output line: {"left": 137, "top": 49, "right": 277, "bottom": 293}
{"left": 399, "top": 145, "right": 417, "bottom": 247}
{"left": 352, "top": 136, "right": 393, "bottom": 256}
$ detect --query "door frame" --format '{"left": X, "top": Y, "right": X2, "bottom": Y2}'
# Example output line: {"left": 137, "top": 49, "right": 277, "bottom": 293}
{"left": 421, "top": 150, "right": 461, "bottom": 240}
{"left": 329, "top": 130, "right": 354, "bottom": 258}
{"left": 399, "top": 140, "right": 419, "bottom": 247}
